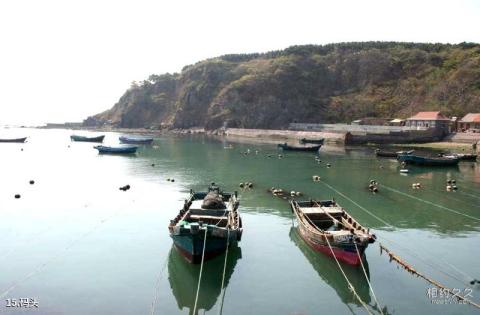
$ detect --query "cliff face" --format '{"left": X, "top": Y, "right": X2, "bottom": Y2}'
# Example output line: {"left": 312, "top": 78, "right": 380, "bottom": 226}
{"left": 85, "top": 42, "right": 480, "bottom": 129}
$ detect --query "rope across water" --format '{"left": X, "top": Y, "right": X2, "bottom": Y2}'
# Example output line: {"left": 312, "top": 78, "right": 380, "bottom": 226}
{"left": 192, "top": 228, "right": 208, "bottom": 315}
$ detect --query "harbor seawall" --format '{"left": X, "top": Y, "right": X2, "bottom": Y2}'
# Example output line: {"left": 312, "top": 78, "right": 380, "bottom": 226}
{"left": 224, "top": 128, "right": 347, "bottom": 144}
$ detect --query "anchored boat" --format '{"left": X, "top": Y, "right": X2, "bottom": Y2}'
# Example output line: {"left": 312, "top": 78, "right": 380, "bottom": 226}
{"left": 119, "top": 136, "right": 154, "bottom": 145}
{"left": 278, "top": 143, "right": 322, "bottom": 152}
{"left": 169, "top": 184, "right": 243, "bottom": 264}
{"left": 375, "top": 149, "right": 414, "bottom": 158}
{"left": 70, "top": 135, "right": 105, "bottom": 142}
{"left": 299, "top": 138, "right": 325, "bottom": 145}
{"left": 397, "top": 154, "right": 460, "bottom": 166}
{"left": 93, "top": 145, "right": 138, "bottom": 154}
{"left": 0, "top": 137, "right": 27, "bottom": 143}
{"left": 439, "top": 153, "right": 477, "bottom": 161}
{"left": 290, "top": 199, "right": 376, "bottom": 266}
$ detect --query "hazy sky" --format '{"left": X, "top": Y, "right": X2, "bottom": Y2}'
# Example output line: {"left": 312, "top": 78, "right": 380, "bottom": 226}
{"left": 0, "top": 0, "right": 479, "bottom": 125}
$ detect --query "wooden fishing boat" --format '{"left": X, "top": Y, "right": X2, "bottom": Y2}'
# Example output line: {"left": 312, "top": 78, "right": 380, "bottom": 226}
{"left": 119, "top": 136, "right": 154, "bottom": 144}
{"left": 0, "top": 137, "right": 27, "bottom": 143}
{"left": 397, "top": 154, "right": 460, "bottom": 166}
{"left": 299, "top": 138, "right": 325, "bottom": 145}
{"left": 375, "top": 150, "right": 397, "bottom": 158}
{"left": 278, "top": 143, "right": 322, "bottom": 152}
{"left": 439, "top": 153, "right": 477, "bottom": 161}
{"left": 375, "top": 149, "right": 414, "bottom": 158}
{"left": 93, "top": 145, "right": 138, "bottom": 154}
{"left": 168, "top": 184, "right": 243, "bottom": 264}
{"left": 70, "top": 135, "right": 105, "bottom": 142}
{"left": 290, "top": 199, "right": 376, "bottom": 266}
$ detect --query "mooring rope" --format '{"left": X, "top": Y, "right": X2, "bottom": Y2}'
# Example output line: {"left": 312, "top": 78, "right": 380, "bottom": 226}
{"left": 378, "top": 235, "right": 471, "bottom": 287}
{"left": 318, "top": 180, "right": 394, "bottom": 228}
{"left": 0, "top": 207, "right": 124, "bottom": 299}
{"left": 301, "top": 213, "right": 373, "bottom": 315}
{"left": 193, "top": 228, "right": 208, "bottom": 315}
{"left": 150, "top": 247, "right": 172, "bottom": 315}
{"left": 381, "top": 184, "right": 480, "bottom": 222}
{"left": 457, "top": 190, "right": 480, "bottom": 200}
{"left": 217, "top": 229, "right": 231, "bottom": 315}
{"left": 354, "top": 242, "right": 384, "bottom": 315}
{"left": 379, "top": 243, "right": 480, "bottom": 310}
{"left": 315, "top": 179, "right": 475, "bottom": 288}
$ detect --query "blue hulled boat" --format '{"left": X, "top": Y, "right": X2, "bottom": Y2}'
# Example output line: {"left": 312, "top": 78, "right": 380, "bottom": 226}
{"left": 168, "top": 184, "right": 243, "bottom": 264}
{"left": 119, "top": 136, "right": 154, "bottom": 145}
{"left": 397, "top": 154, "right": 460, "bottom": 166}
{"left": 93, "top": 145, "right": 138, "bottom": 154}
{"left": 71, "top": 135, "right": 105, "bottom": 142}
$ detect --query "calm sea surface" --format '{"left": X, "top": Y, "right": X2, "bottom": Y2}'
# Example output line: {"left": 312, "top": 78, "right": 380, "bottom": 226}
{"left": 0, "top": 128, "right": 479, "bottom": 315}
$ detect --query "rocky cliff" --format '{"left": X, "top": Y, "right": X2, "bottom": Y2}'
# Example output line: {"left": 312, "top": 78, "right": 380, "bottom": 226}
{"left": 85, "top": 42, "right": 480, "bottom": 130}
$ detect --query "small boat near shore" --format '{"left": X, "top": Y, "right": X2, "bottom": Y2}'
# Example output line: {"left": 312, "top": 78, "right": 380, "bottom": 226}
{"left": 71, "top": 135, "right": 105, "bottom": 142}
{"left": 439, "top": 153, "right": 477, "bottom": 161}
{"left": 397, "top": 154, "right": 460, "bottom": 166}
{"left": 119, "top": 136, "right": 154, "bottom": 145}
{"left": 290, "top": 199, "right": 376, "bottom": 266}
{"left": 299, "top": 138, "right": 325, "bottom": 145}
{"left": 278, "top": 143, "right": 322, "bottom": 152}
{"left": 375, "top": 149, "right": 414, "bottom": 158}
{"left": 93, "top": 145, "right": 138, "bottom": 154}
{"left": 0, "top": 137, "right": 27, "bottom": 143}
{"left": 168, "top": 184, "right": 243, "bottom": 264}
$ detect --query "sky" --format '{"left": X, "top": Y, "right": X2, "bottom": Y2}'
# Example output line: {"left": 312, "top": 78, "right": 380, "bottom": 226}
{"left": 0, "top": 0, "right": 479, "bottom": 126}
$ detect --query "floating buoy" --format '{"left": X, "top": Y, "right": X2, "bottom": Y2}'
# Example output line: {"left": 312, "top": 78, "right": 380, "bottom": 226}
{"left": 247, "top": 182, "right": 253, "bottom": 188}
{"left": 446, "top": 185, "right": 452, "bottom": 191}
{"left": 167, "top": 178, "right": 171, "bottom": 181}
{"left": 29, "top": 180, "right": 35, "bottom": 185}
{"left": 452, "top": 185, "right": 458, "bottom": 190}
{"left": 312, "top": 175, "right": 321, "bottom": 181}
{"left": 151, "top": 163, "right": 155, "bottom": 167}
{"left": 290, "top": 191, "right": 296, "bottom": 196}
{"left": 14, "top": 194, "right": 21, "bottom": 199}
{"left": 447, "top": 179, "right": 452, "bottom": 184}
{"left": 326, "top": 163, "right": 331, "bottom": 167}
{"left": 295, "top": 191, "right": 302, "bottom": 196}
{"left": 171, "top": 179, "right": 175, "bottom": 182}
{"left": 239, "top": 183, "right": 245, "bottom": 188}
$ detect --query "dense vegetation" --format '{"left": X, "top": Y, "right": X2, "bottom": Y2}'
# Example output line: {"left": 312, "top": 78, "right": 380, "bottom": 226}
{"left": 85, "top": 42, "right": 480, "bottom": 129}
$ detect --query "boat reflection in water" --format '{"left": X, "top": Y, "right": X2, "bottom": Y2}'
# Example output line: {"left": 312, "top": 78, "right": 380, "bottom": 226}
{"left": 289, "top": 227, "right": 372, "bottom": 306}
{"left": 168, "top": 244, "right": 242, "bottom": 315}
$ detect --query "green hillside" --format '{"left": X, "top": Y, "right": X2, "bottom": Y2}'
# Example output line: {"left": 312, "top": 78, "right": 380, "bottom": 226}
{"left": 85, "top": 42, "right": 480, "bottom": 129}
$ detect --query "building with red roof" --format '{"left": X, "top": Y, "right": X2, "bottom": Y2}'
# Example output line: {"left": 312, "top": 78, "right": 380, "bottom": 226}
{"left": 405, "top": 111, "right": 451, "bottom": 135}
{"left": 459, "top": 113, "right": 480, "bottom": 131}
